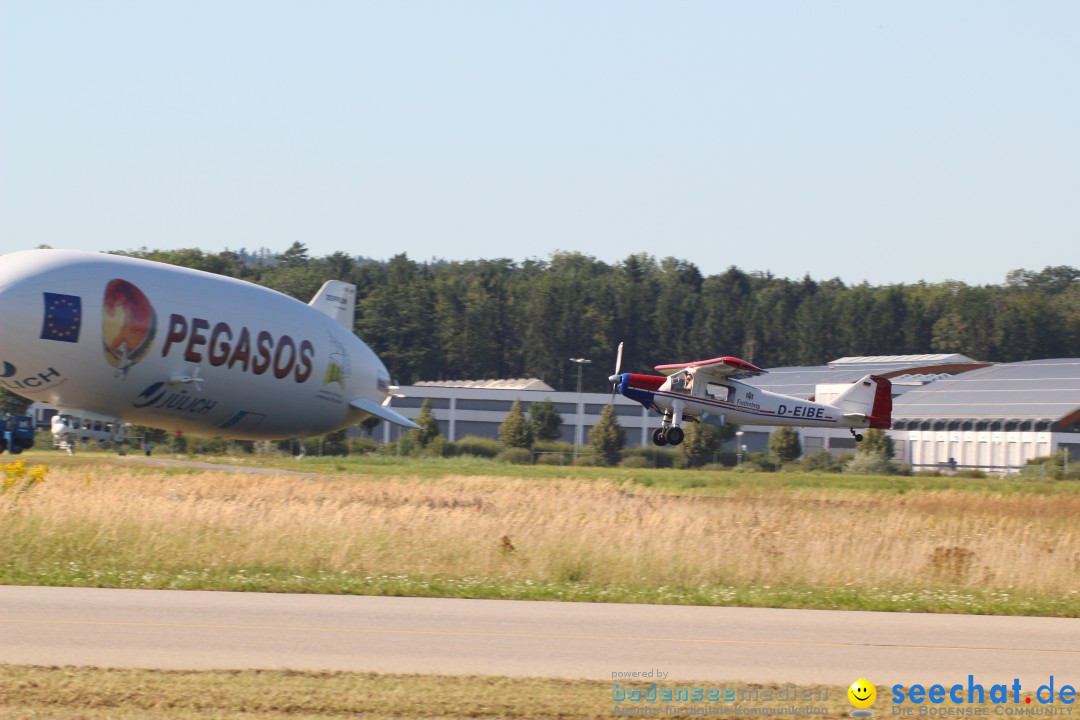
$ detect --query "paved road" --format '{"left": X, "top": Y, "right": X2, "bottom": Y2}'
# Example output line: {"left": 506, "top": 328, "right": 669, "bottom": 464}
{"left": 1, "top": 585, "right": 1077, "bottom": 685}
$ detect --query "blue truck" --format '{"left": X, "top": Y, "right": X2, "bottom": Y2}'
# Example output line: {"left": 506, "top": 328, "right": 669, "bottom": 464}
{"left": 0, "top": 415, "right": 35, "bottom": 454}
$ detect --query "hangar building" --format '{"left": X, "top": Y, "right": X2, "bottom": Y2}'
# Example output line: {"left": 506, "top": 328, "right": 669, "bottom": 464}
{"left": 383, "top": 355, "right": 1080, "bottom": 473}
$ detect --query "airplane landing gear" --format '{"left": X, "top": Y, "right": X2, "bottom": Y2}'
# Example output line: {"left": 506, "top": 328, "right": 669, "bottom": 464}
{"left": 652, "top": 425, "right": 685, "bottom": 446}
{"left": 850, "top": 428, "right": 864, "bottom": 443}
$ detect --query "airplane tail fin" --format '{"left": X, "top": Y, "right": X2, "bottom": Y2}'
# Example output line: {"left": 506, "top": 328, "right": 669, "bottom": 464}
{"left": 309, "top": 281, "right": 356, "bottom": 328}
{"left": 833, "top": 375, "right": 892, "bottom": 429}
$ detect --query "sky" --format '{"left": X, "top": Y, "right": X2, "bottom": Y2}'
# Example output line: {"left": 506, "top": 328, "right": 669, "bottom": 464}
{"left": 2, "top": 1, "right": 1078, "bottom": 286}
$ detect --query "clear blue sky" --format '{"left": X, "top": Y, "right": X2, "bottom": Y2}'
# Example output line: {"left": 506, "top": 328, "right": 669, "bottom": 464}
{"left": 2, "top": 1, "right": 1077, "bottom": 285}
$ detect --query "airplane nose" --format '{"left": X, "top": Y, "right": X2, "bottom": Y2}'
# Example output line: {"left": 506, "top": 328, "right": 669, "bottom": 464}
{"left": 608, "top": 374, "right": 620, "bottom": 384}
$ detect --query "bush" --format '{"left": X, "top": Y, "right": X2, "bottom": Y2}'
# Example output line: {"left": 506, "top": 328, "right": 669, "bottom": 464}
{"left": 618, "top": 455, "right": 651, "bottom": 469}
{"left": 745, "top": 452, "right": 777, "bottom": 472}
{"left": 1024, "top": 450, "right": 1080, "bottom": 480}
{"left": 448, "top": 436, "right": 500, "bottom": 458}
{"left": 845, "top": 450, "right": 895, "bottom": 475}
{"left": 533, "top": 440, "right": 575, "bottom": 455}
{"left": 496, "top": 447, "right": 534, "bottom": 464}
{"left": 801, "top": 449, "right": 843, "bottom": 473}
{"left": 419, "top": 436, "right": 447, "bottom": 458}
{"left": 347, "top": 437, "right": 379, "bottom": 455}
{"left": 622, "top": 446, "right": 679, "bottom": 468}
{"left": 536, "top": 453, "right": 571, "bottom": 466}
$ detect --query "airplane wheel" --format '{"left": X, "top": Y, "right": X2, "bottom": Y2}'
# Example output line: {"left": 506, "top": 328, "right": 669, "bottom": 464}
{"left": 666, "top": 426, "right": 685, "bottom": 446}
{"left": 854, "top": 433, "right": 864, "bottom": 442}
{"left": 652, "top": 428, "right": 669, "bottom": 446}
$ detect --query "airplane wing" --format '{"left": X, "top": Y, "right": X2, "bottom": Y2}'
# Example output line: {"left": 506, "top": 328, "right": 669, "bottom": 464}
{"left": 655, "top": 356, "right": 766, "bottom": 382}
{"left": 349, "top": 397, "right": 422, "bottom": 430}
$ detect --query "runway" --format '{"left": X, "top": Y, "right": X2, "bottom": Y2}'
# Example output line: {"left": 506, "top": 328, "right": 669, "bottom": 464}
{"left": 2, "top": 586, "right": 1077, "bottom": 685}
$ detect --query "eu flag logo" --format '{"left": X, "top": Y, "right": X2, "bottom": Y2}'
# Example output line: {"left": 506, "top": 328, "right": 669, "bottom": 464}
{"left": 41, "top": 293, "right": 82, "bottom": 343}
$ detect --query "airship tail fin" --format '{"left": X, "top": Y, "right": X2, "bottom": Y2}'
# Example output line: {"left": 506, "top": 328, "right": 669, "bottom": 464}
{"left": 350, "top": 397, "right": 422, "bottom": 430}
{"left": 309, "top": 281, "right": 357, "bottom": 328}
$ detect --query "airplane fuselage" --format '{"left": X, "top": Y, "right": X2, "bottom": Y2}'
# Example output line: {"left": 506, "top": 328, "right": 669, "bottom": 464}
{"left": 0, "top": 250, "right": 394, "bottom": 439}
{"left": 619, "top": 372, "right": 863, "bottom": 430}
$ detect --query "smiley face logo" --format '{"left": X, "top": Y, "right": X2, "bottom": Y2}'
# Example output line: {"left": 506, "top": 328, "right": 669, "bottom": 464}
{"left": 848, "top": 678, "right": 876, "bottom": 716}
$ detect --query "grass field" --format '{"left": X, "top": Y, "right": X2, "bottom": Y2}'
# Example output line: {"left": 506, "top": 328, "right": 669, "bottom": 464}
{"left": 2, "top": 452, "right": 1079, "bottom": 616}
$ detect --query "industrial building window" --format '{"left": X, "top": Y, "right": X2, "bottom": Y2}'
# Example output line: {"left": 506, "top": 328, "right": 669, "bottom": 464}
{"left": 457, "top": 399, "right": 513, "bottom": 412}
{"left": 391, "top": 397, "right": 451, "bottom": 409}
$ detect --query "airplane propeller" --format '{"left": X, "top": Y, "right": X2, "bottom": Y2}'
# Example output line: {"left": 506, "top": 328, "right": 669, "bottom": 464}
{"left": 168, "top": 366, "right": 204, "bottom": 391}
{"left": 608, "top": 341, "right": 624, "bottom": 402}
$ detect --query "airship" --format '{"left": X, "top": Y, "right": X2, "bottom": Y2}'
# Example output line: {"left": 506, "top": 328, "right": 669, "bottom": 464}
{"left": 0, "top": 249, "right": 420, "bottom": 439}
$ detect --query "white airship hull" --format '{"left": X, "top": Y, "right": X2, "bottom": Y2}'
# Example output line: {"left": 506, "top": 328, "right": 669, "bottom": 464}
{"left": 0, "top": 249, "right": 402, "bottom": 440}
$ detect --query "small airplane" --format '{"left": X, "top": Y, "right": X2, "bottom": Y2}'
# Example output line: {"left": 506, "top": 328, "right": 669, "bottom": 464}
{"left": 0, "top": 249, "right": 420, "bottom": 442}
{"left": 608, "top": 343, "right": 892, "bottom": 446}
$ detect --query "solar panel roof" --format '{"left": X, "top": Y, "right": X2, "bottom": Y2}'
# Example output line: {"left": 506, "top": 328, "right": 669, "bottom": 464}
{"left": 748, "top": 358, "right": 1080, "bottom": 425}
{"left": 891, "top": 359, "right": 1080, "bottom": 423}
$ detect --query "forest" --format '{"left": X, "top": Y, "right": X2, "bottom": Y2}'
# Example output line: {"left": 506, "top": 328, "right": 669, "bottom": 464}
{"left": 118, "top": 244, "right": 1079, "bottom": 393}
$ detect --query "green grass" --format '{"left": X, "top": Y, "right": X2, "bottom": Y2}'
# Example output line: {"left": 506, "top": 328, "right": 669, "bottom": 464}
{"left": 26, "top": 447, "right": 1080, "bottom": 496}
{"left": 7, "top": 565, "right": 1076, "bottom": 617}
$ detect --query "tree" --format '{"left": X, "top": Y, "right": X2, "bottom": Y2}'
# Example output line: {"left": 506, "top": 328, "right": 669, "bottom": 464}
{"left": 681, "top": 422, "right": 726, "bottom": 467}
{"left": 529, "top": 398, "right": 563, "bottom": 441}
{"left": 769, "top": 427, "right": 802, "bottom": 463}
{"left": 278, "top": 241, "right": 310, "bottom": 268}
{"left": 409, "top": 399, "right": 441, "bottom": 449}
{"left": 588, "top": 404, "right": 625, "bottom": 466}
{"left": 0, "top": 389, "right": 32, "bottom": 416}
{"left": 499, "top": 400, "right": 533, "bottom": 449}
{"left": 860, "top": 428, "right": 894, "bottom": 458}
{"left": 846, "top": 428, "right": 896, "bottom": 475}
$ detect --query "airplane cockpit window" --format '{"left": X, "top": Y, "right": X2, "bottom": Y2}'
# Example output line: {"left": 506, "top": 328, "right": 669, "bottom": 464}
{"left": 706, "top": 383, "right": 734, "bottom": 402}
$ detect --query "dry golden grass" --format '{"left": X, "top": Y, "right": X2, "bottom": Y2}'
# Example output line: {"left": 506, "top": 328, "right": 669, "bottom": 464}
{"left": 4, "top": 666, "right": 1079, "bottom": 720}
{"left": 3, "top": 466, "right": 1078, "bottom": 599}
{"left": 0, "top": 665, "right": 858, "bottom": 720}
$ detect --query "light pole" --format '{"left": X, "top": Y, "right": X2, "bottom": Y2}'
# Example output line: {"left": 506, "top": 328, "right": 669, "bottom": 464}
{"left": 569, "top": 357, "right": 591, "bottom": 459}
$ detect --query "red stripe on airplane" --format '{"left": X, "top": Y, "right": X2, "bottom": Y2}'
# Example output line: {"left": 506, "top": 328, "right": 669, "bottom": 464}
{"left": 655, "top": 356, "right": 765, "bottom": 374}
{"left": 626, "top": 373, "right": 666, "bottom": 391}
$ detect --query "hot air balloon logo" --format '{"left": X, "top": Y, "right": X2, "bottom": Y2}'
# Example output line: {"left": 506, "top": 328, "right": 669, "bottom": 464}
{"left": 102, "top": 279, "right": 157, "bottom": 379}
